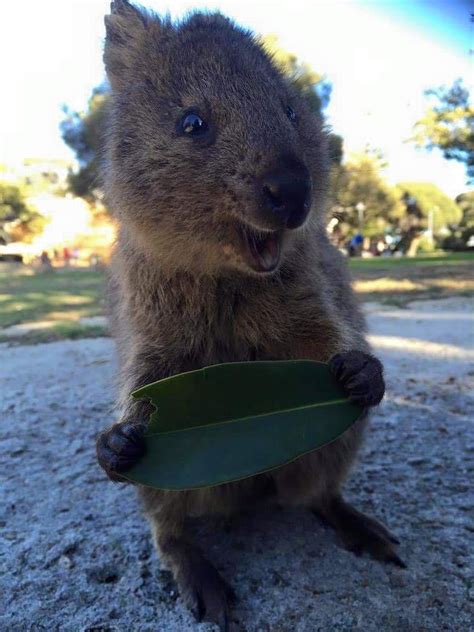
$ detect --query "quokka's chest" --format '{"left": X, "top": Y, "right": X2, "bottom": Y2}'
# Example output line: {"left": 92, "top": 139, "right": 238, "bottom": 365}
{"left": 156, "top": 285, "right": 338, "bottom": 367}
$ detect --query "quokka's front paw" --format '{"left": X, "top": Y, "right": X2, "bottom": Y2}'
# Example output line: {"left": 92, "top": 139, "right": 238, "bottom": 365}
{"left": 96, "top": 421, "right": 146, "bottom": 482}
{"left": 329, "top": 350, "right": 385, "bottom": 407}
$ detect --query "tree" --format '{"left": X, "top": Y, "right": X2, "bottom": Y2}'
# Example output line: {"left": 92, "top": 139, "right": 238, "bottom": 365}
{"left": 440, "top": 191, "right": 474, "bottom": 250}
{"left": 0, "top": 182, "right": 46, "bottom": 243}
{"left": 412, "top": 79, "right": 474, "bottom": 184}
{"left": 61, "top": 39, "right": 343, "bottom": 201}
{"left": 395, "top": 182, "right": 461, "bottom": 232}
{"left": 328, "top": 150, "right": 403, "bottom": 238}
{"left": 60, "top": 86, "right": 108, "bottom": 202}
{"left": 455, "top": 191, "right": 474, "bottom": 229}
{"left": 392, "top": 182, "right": 461, "bottom": 255}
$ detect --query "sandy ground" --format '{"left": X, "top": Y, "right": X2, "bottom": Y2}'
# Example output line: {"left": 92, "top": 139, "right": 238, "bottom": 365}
{"left": 1, "top": 297, "right": 473, "bottom": 631}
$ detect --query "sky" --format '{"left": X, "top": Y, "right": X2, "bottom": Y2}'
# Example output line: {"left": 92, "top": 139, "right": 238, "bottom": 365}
{"left": 0, "top": 0, "right": 472, "bottom": 197}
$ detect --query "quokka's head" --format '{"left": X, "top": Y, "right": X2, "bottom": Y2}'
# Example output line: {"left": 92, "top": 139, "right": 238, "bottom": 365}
{"left": 104, "top": 0, "right": 329, "bottom": 276}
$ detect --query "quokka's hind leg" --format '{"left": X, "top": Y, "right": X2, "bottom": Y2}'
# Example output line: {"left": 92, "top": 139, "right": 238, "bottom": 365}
{"left": 147, "top": 508, "right": 235, "bottom": 632}
{"left": 312, "top": 495, "right": 405, "bottom": 568}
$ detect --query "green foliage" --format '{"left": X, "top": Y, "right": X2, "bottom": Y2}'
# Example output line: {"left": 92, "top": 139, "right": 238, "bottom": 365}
{"left": 328, "top": 150, "right": 403, "bottom": 237}
{"left": 0, "top": 181, "right": 46, "bottom": 243}
{"left": 416, "top": 234, "right": 436, "bottom": 253}
{"left": 412, "top": 79, "right": 474, "bottom": 184}
{"left": 0, "top": 182, "right": 30, "bottom": 224}
{"left": 60, "top": 86, "right": 108, "bottom": 201}
{"left": 440, "top": 191, "right": 474, "bottom": 250}
{"left": 395, "top": 182, "right": 462, "bottom": 231}
{"left": 126, "top": 361, "right": 362, "bottom": 490}
{"left": 455, "top": 191, "right": 474, "bottom": 228}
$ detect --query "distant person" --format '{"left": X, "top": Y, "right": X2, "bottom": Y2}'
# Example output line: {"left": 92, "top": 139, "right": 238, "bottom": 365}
{"left": 348, "top": 233, "right": 363, "bottom": 257}
{"left": 40, "top": 250, "right": 52, "bottom": 270}
{"left": 63, "top": 247, "right": 71, "bottom": 267}
{"left": 90, "top": 252, "right": 101, "bottom": 268}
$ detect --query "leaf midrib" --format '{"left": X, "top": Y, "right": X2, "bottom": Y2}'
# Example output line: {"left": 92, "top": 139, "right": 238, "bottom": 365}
{"left": 145, "top": 397, "right": 348, "bottom": 438}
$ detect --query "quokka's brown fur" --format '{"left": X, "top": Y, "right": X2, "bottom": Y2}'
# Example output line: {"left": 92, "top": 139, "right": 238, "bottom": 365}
{"left": 99, "top": 1, "right": 402, "bottom": 627}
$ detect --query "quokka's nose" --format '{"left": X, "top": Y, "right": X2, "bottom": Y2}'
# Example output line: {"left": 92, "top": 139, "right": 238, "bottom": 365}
{"left": 261, "top": 162, "right": 312, "bottom": 229}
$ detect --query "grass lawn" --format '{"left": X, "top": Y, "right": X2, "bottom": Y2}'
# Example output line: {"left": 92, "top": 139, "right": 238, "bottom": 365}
{"left": 349, "top": 251, "right": 474, "bottom": 306}
{"left": 0, "top": 265, "right": 107, "bottom": 341}
{"left": 348, "top": 251, "right": 474, "bottom": 269}
{"left": 0, "top": 252, "right": 472, "bottom": 342}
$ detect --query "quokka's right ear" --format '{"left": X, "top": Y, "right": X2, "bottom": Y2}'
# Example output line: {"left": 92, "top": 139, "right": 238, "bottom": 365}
{"left": 104, "top": 0, "right": 149, "bottom": 90}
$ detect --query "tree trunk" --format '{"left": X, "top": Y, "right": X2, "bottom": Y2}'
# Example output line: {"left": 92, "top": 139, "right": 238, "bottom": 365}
{"left": 406, "top": 235, "right": 421, "bottom": 257}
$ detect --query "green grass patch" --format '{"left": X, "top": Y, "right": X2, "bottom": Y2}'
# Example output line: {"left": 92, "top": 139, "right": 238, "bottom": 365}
{"left": 0, "top": 266, "right": 106, "bottom": 328}
{"left": 350, "top": 252, "right": 474, "bottom": 306}
{"left": 348, "top": 251, "right": 474, "bottom": 269}
{"left": 0, "top": 253, "right": 472, "bottom": 342}
{"left": 0, "top": 321, "right": 108, "bottom": 345}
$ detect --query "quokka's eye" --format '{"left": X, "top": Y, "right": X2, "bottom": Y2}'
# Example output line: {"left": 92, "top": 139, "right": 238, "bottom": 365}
{"left": 181, "top": 113, "right": 208, "bottom": 135}
{"left": 286, "top": 106, "right": 297, "bottom": 123}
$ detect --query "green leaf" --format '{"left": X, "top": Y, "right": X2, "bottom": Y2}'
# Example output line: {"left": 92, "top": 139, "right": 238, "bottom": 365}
{"left": 124, "top": 360, "right": 363, "bottom": 490}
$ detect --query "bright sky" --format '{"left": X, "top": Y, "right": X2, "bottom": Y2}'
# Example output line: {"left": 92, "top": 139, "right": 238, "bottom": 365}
{"left": 1, "top": 0, "right": 472, "bottom": 196}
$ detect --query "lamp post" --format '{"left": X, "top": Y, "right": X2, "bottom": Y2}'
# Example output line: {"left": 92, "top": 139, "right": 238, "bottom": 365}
{"left": 356, "top": 202, "right": 365, "bottom": 231}
{"left": 427, "top": 205, "right": 438, "bottom": 244}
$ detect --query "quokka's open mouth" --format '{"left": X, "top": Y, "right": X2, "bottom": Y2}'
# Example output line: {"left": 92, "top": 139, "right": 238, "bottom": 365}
{"left": 240, "top": 224, "right": 282, "bottom": 273}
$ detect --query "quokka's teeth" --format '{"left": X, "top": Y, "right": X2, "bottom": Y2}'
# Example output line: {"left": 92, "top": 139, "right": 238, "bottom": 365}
{"left": 247, "top": 231, "right": 281, "bottom": 272}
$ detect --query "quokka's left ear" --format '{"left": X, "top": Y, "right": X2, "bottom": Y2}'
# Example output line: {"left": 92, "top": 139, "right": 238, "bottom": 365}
{"left": 104, "top": 0, "right": 151, "bottom": 91}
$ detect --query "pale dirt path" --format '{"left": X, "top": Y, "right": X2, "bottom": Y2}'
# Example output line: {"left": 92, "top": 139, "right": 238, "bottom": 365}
{"left": 1, "top": 298, "right": 473, "bottom": 631}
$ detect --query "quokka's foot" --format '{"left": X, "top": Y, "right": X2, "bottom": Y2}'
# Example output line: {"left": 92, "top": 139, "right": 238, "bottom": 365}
{"left": 313, "top": 496, "right": 405, "bottom": 568}
{"left": 175, "top": 547, "right": 235, "bottom": 631}
{"left": 96, "top": 420, "right": 146, "bottom": 482}
{"left": 329, "top": 350, "right": 385, "bottom": 407}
